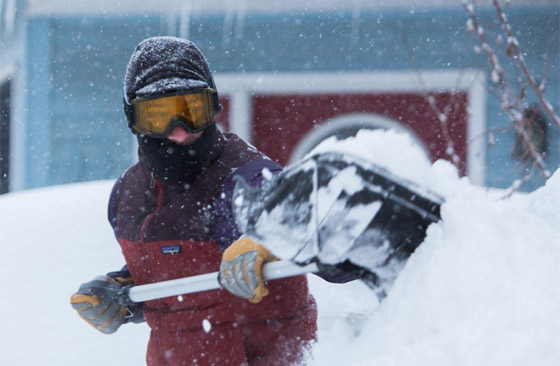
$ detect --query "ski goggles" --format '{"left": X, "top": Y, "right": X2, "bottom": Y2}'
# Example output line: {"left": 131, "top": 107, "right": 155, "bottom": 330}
{"left": 130, "top": 89, "right": 217, "bottom": 137}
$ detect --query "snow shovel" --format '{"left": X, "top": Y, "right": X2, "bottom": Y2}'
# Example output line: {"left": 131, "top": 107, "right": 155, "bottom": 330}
{"left": 232, "top": 152, "right": 443, "bottom": 299}
{"left": 97, "top": 152, "right": 442, "bottom": 306}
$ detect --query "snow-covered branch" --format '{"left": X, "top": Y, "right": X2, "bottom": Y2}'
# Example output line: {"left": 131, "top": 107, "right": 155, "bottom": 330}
{"left": 491, "top": 0, "right": 560, "bottom": 131}
{"left": 461, "top": 0, "right": 553, "bottom": 181}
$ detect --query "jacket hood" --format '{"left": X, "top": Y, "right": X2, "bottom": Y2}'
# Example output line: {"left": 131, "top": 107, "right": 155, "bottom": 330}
{"left": 124, "top": 36, "right": 216, "bottom": 102}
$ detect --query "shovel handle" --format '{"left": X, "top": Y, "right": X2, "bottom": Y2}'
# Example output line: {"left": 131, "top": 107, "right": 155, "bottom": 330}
{"left": 126, "top": 261, "right": 318, "bottom": 304}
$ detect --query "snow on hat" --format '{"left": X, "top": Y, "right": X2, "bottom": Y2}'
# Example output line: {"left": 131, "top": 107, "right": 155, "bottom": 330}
{"left": 123, "top": 36, "right": 217, "bottom": 103}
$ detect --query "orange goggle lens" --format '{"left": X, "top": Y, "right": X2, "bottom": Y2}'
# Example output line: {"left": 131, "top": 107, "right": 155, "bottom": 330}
{"left": 131, "top": 89, "right": 215, "bottom": 137}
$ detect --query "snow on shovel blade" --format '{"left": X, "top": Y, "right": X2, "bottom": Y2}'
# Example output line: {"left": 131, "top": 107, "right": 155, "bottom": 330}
{"left": 233, "top": 152, "right": 443, "bottom": 298}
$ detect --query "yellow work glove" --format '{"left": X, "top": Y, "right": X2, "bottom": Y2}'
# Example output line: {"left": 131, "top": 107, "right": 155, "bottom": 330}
{"left": 70, "top": 276, "right": 132, "bottom": 334}
{"left": 219, "top": 237, "right": 276, "bottom": 303}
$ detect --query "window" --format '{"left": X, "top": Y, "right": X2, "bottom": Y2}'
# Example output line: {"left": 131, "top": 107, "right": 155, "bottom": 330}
{"left": 0, "top": 80, "right": 10, "bottom": 194}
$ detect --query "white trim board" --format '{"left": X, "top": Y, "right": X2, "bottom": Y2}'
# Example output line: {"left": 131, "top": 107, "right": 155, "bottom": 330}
{"left": 27, "top": 0, "right": 555, "bottom": 15}
{"left": 215, "top": 70, "right": 482, "bottom": 94}
{"left": 214, "top": 69, "right": 486, "bottom": 185}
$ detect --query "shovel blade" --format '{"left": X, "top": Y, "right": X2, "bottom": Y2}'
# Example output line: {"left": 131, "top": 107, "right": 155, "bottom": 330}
{"left": 234, "top": 152, "right": 443, "bottom": 297}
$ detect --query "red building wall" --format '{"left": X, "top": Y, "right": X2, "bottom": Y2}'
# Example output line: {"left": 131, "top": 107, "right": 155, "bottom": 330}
{"left": 250, "top": 92, "right": 468, "bottom": 175}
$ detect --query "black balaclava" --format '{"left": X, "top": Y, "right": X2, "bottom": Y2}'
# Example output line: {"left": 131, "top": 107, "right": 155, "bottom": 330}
{"left": 123, "top": 36, "right": 224, "bottom": 184}
{"left": 137, "top": 124, "right": 224, "bottom": 184}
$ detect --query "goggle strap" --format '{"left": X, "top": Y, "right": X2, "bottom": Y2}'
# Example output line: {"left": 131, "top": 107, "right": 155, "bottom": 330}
{"left": 208, "top": 75, "right": 222, "bottom": 114}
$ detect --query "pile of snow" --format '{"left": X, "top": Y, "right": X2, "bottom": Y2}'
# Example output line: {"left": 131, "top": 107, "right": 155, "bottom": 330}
{"left": 307, "top": 129, "right": 560, "bottom": 366}
{"left": 0, "top": 181, "right": 149, "bottom": 366}
{"left": 310, "top": 128, "right": 465, "bottom": 198}
{"left": 0, "top": 129, "right": 558, "bottom": 366}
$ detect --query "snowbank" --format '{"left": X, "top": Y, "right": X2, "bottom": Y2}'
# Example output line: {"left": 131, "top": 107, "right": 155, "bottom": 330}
{"left": 0, "top": 181, "right": 149, "bottom": 366}
{"left": 307, "top": 130, "right": 560, "bottom": 366}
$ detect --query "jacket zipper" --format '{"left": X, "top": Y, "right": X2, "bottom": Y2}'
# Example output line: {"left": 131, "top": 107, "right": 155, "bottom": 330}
{"left": 149, "top": 171, "right": 156, "bottom": 189}
{"left": 138, "top": 171, "right": 165, "bottom": 287}
{"left": 141, "top": 171, "right": 164, "bottom": 242}
{"left": 141, "top": 170, "right": 172, "bottom": 365}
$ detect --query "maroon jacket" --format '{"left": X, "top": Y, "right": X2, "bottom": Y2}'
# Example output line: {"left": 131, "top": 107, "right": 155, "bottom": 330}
{"left": 108, "top": 132, "right": 317, "bottom": 364}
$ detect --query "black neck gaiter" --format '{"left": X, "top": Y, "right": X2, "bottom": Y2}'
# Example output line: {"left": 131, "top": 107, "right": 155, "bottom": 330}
{"left": 137, "top": 124, "right": 225, "bottom": 184}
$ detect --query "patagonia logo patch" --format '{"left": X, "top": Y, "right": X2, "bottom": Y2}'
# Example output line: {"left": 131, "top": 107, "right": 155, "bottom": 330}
{"left": 161, "top": 245, "right": 182, "bottom": 255}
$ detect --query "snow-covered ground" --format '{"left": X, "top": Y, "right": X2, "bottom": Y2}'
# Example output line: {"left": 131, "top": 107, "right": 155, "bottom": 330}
{"left": 0, "top": 130, "right": 558, "bottom": 365}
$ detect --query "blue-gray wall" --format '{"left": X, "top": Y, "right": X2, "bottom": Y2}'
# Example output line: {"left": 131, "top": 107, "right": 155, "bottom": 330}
{"left": 24, "top": 6, "right": 559, "bottom": 190}
{"left": 25, "top": 16, "right": 164, "bottom": 187}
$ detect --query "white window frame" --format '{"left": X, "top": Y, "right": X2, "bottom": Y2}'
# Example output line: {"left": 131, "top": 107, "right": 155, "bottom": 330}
{"left": 288, "top": 112, "right": 431, "bottom": 164}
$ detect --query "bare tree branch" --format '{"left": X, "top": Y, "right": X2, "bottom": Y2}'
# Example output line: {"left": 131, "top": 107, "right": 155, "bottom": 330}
{"left": 500, "top": 164, "right": 535, "bottom": 200}
{"left": 461, "top": 0, "right": 552, "bottom": 180}
{"left": 491, "top": 0, "right": 560, "bottom": 131}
